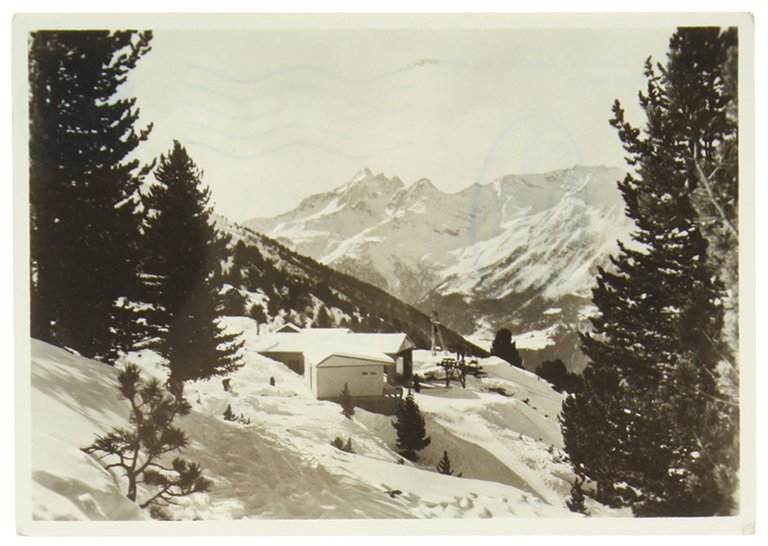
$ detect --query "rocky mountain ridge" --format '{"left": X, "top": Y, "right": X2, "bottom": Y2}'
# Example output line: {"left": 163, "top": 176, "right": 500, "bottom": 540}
{"left": 245, "top": 165, "right": 636, "bottom": 370}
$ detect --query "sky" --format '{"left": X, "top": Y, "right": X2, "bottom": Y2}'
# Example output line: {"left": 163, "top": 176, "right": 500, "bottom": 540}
{"left": 124, "top": 26, "right": 674, "bottom": 221}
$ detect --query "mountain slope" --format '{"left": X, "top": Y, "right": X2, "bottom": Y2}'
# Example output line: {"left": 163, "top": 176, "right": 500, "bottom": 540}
{"left": 243, "top": 166, "right": 635, "bottom": 370}
{"left": 219, "top": 219, "right": 485, "bottom": 355}
{"left": 245, "top": 166, "right": 631, "bottom": 303}
{"left": 30, "top": 329, "right": 621, "bottom": 520}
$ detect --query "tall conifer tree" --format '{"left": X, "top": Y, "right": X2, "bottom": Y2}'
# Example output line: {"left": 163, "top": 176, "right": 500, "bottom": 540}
{"left": 561, "top": 27, "right": 738, "bottom": 516}
{"left": 142, "top": 141, "right": 242, "bottom": 381}
{"left": 29, "top": 30, "right": 153, "bottom": 359}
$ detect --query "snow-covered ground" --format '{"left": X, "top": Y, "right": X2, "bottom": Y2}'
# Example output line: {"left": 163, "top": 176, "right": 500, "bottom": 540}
{"left": 510, "top": 326, "right": 559, "bottom": 351}
{"left": 467, "top": 324, "right": 559, "bottom": 354}
{"left": 29, "top": 318, "right": 618, "bottom": 520}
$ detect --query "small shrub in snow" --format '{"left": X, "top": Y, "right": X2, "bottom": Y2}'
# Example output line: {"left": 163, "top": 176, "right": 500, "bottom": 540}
{"left": 487, "top": 386, "right": 510, "bottom": 397}
{"left": 269, "top": 376, "right": 275, "bottom": 387}
{"left": 82, "top": 364, "right": 211, "bottom": 509}
{"left": 223, "top": 403, "right": 251, "bottom": 425}
{"left": 331, "top": 436, "right": 355, "bottom": 454}
{"left": 566, "top": 478, "right": 590, "bottom": 516}
{"left": 436, "top": 450, "right": 453, "bottom": 475}
{"left": 436, "top": 450, "right": 462, "bottom": 477}
{"left": 148, "top": 505, "right": 173, "bottom": 521}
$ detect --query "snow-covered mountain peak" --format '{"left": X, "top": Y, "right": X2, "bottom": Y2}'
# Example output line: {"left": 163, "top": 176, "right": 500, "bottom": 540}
{"left": 334, "top": 169, "right": 405, "bottom": 199}
{"left": 387, "top": 177, "right": 443, "bottom": 215}
{"left": 409, "top": 177, "right": 439, "bottom": 193}
{"left": 244, "top": 165, "right": 633, "bottom": 339}
{"left": 351, "top": 167, "right": 373, "bottom": 183}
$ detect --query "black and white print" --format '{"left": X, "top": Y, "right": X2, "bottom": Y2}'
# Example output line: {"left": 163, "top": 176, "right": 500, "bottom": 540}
{"left": 16, "top": 13, "right": 753, "bottom": 530}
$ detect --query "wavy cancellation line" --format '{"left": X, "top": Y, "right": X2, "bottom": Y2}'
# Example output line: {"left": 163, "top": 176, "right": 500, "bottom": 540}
{"left": 184, "top": 81, "right": 399, "bottom": 115}
{"left": 185, "top": 138, "right": 414, "bottom": 161}
{"left": 185, "top": 60, "right": 442, "bottom": 87}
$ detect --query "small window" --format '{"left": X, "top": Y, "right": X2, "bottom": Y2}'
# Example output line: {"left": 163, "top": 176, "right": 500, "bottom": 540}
{"left": 370, "top": 372, "right": 377, "bottom": 376}
{"left": 362, "top": 371, "right": 368, "bottom": 376}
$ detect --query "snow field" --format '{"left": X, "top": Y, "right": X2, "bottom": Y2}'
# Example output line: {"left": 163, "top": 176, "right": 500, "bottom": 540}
{"left": 29, "top": 319, "right": 617, "bottom": 520}
{"left": 31, "top": 341, "right": 144, "bottom": 520}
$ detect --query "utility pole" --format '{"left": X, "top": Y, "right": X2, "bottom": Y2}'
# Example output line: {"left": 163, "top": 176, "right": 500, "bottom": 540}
{"left": 430, "top": 310, "right": 446, "bottom": 356}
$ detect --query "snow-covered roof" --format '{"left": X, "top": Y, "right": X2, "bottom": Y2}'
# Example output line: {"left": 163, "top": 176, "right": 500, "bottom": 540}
{"left": 340, "top": 333, "right": 414, "bottom": 354}
{"left": 300, "top": 327, "right": 352, "bottom": 334}
{"left": 304, "top": 345, "right": 394, "bottom": 367}
{"left": 254, "top": 333, "right": 312, "bottom": 353}
{"left": 274, "top": 322, "right": 302, "bottom": 333}
{"left": 256, "top": 328, "right": 414, "bottom": 355}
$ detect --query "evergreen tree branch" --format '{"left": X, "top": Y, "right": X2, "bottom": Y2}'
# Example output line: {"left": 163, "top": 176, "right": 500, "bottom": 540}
{"left": 693, "top": 157, "right": 738, "bottom": 238}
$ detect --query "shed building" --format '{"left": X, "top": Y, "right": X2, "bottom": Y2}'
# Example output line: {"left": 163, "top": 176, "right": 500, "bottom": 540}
{"left": 303, "top": 347, "right": 392, "bottom": 399}
{"left": 255, "top": 325, "right": 415, "bottom": 399}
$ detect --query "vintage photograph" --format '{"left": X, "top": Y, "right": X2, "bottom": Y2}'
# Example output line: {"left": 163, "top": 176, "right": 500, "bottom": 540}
{"left": 13, "top": 12, "right": 755, "bottom": 533}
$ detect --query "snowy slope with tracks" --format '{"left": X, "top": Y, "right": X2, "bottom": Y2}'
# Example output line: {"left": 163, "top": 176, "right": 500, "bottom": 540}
{"left": 29, "top": 320, "right": 619, "bottom": 520}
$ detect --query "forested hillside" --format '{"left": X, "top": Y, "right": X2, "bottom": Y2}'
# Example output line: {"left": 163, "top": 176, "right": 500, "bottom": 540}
{"left": 221, "top": 220, "right": 486, "bottom": 355}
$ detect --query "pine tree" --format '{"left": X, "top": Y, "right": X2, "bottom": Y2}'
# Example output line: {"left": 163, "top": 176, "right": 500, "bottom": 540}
{"left": 535, "top": 359, "right": 568, "bottom": 392}
{"left": 141, "top": 141, "right": 242, "bottom": 381}
{"left": 560, "top": 366, "right": 633, "bottom": 506}
{"left": 392, "top": 391, "right": 431, "bottom": 462}
{"left": 29, "top": 30, "right": 153, "bottom": 360}
{"left": 229, "top": 239, "right": 266, "bottom": 288}
{"left": 536, "top": 359, "right": 582, "bottom": 393}
{"left": 82, "top": 364, "right": 211, "bottom": 508}
{"left": 339, "top": 383, "right": 355, "bottom": 419}
{"left": 249, "top": 304, "right": 267, "bottom": 332}
{"left": 436, "top": 450, "right": 454, "bottom": 475}
{"left": 686, "top": 30, "right": 741, "bottom": 510}
{"left": 315, "top": 305, "right": 333, "bottom": 328}
{"left": 560, "top": 27, "right": 738, "bottom": 516}
{"left": 490, "top": 328, "right": 523, "bottom": 368}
